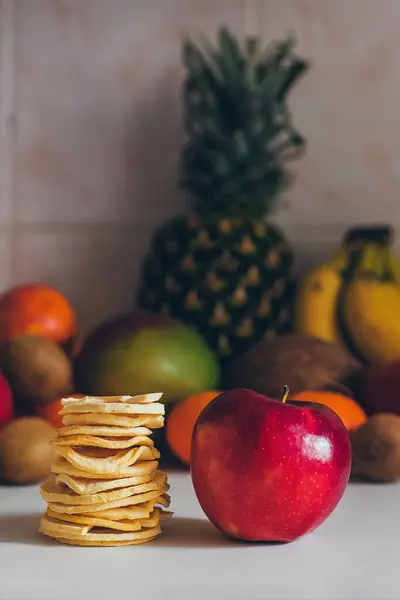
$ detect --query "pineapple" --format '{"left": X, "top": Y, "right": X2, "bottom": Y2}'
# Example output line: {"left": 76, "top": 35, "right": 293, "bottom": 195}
{"left": 137, "top": 27, "right": 309, "bottom": 362}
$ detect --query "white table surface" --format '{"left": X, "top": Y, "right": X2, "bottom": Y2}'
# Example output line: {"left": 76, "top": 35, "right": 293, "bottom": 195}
{"left": 0, "top": 471, "right": 398, "bottom": 600}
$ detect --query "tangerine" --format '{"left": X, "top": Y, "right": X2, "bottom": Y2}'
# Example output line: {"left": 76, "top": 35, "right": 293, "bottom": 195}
{"left": 0, "top": 283, "right": 76, "bottom": 345}
{"left": 166, "top": 390, "right": 221, "bottom": 464}
{"left": 290, "top": 389, "right": 367, "bottom": 431}
{"left": 35, "top": 394, "right": 85, "bottom": 428}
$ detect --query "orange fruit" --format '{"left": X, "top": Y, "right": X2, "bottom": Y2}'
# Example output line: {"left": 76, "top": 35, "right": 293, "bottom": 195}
{"left": 290, "top": 390, "right": 367, "bottom": 431}
{"left": 35, "top": 394, "right": 85, "bottom": 428}
{"left": 166, "top": 390, "right": 221, "bottom": 464}
{"left": 0, "top": 283, "right": 76, "bottom": 345}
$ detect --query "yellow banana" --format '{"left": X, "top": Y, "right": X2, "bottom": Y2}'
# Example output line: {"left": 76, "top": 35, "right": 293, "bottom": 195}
{"left": 343, "top": 225, "right": 400, "bottom": 283}
{"left": 295, "top": 233, "right": 400, "bottom": 355}
{"left": 294, "top": 252, "right": 346, "bottom": 345}
{"left": 343, "top": 278, "right": 400, "bottom": 364}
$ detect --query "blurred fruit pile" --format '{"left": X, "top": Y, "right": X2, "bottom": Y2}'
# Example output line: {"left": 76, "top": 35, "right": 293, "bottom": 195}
{"left": 0, "top": 284, "right": 222, "bottom": 483}
{"left": 0, "top": 283, "right": 77, "bottom": 485}
{"left": 3, "top": 256, "right": 400, "bottom": 488}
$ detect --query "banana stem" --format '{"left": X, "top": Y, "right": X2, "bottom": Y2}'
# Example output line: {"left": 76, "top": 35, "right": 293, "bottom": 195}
{"left": 381, "top": 245, "right": 396, "bottom": 281}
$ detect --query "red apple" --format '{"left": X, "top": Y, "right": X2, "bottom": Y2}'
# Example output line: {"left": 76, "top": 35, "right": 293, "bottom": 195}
{"left": 0, "top": 373, "right": 14, "bottom": 427}
{"left": 363, "top": 360, "right": 400, "bottom": 416}
{"left": 190, "top": 387, "right": 351, "bottom": 543}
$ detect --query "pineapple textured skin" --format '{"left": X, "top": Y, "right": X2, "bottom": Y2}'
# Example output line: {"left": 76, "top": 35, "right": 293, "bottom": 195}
{"left": 138, "top": 214, "right": 294, "bottom": 361}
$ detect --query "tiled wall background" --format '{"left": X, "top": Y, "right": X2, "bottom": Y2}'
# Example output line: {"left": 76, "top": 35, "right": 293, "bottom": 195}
{"left": 2, "top": 0, "right": 400, "bottom": 334}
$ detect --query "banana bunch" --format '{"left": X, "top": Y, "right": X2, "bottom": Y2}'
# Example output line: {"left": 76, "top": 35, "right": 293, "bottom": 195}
{"left": 294, "top": 226, "right": 400, "bottom": 365}
{"left": 341, "top": 244, "right": 400, "bottom": 364}
{"left": 293, "top": 250, "right": 347, "bottom": 346}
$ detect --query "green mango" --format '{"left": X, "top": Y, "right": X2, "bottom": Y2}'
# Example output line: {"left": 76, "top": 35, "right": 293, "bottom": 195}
{"left": 74, "top": 311, "right": 220, "bottom": 405}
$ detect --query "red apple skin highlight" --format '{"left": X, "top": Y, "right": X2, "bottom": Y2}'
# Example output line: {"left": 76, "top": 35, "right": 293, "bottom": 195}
{"left": 190, "top": 388, "right": 351, "bottom": 543}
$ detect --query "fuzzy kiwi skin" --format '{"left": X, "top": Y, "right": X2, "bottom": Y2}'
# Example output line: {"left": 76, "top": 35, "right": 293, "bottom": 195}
{"left": 0, "top": 335, "right": 73, "bottom": 405}
{"left": 0, "top": 417, "right": 56, "bottom": 484}
{"left": 350, "top": 413, "right": 400, "bottom": 483}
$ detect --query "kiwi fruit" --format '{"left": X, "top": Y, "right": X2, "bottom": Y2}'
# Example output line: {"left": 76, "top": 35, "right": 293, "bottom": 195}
{"left": 0, "top": 335, "right": 73, "bottom": 405}
{"left": 350, "top": 413, "right": 400, "bottom": 483}
{"left": 222, "top": 333, "right": 363, "bottom": 399}
{"left": 0, "top": 417, "right": 56, "bottom": 484}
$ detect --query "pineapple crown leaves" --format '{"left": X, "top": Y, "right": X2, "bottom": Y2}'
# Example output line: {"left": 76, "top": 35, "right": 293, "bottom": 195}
{"left": 179, "top": 26, "right": 310, "bottom": 219}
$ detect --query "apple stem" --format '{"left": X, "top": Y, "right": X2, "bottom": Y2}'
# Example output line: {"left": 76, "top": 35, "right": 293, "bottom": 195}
{"left": 281, "top": 385, "right": 289, "bottom": 404}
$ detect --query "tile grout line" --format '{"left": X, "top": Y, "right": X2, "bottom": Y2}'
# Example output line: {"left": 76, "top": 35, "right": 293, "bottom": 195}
{"left": 0, "top": 220, "right": 359, "bottom": 243}
{"left": 0, "top": 0, "right": 16, "bottom": 290}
